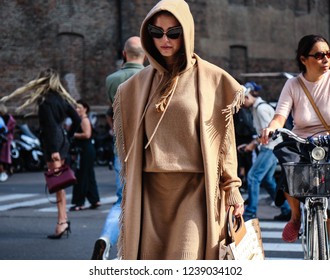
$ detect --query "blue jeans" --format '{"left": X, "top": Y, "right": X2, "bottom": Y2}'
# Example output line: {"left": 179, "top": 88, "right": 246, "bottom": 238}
{"left": 114, "top": 155, "right": 123, "bottom": 202}
{"left": 245, "top": 146, "right": 290, "bottom": 216}
{"left": 100, "top": 155, "right": 123, "bottom": 246}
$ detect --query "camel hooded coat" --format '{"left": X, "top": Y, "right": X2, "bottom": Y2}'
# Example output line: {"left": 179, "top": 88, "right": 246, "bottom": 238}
{"left": 113, "top": 0, "right": 244, "bottom": 260}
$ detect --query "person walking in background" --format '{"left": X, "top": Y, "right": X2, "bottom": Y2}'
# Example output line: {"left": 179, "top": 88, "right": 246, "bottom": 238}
{"left": 70, "top": 99, "right": 101, "bottom": 211}
{"left": 240, "top": 82, "right": 291, "bottom": 221}
{"left": 234, "top": 89, "right": 257, "bottom": 192}
{"left": 91, "top": 36, "right": 145, "bottom": 260}
{"left": 0, "top": 104, "right": 16, "bottom": 181}
{"left": 261, "top": 34, "right": 330, "bottom": 242}
{"left": 0, "top": 68, "right": 81, "bottom": 239}
{"left": 113, "top": 0, "right": 244, "bottom": 260}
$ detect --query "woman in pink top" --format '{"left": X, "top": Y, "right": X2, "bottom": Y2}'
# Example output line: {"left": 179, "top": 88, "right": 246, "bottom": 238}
{"left": 261, "top": 34, "right": 330, "bottom": 243}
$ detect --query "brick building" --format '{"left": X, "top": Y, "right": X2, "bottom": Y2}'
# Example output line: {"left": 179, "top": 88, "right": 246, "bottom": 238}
{"left": 0, "top": 0, "right": 329, "bottom": 115}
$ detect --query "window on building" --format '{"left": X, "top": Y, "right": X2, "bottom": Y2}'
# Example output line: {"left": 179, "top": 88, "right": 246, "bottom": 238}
{"left": 229, "top": 45, "right": 247, "bottom": 79}
{"left": 295, "top": 0, "right": 311, "bottom": 15}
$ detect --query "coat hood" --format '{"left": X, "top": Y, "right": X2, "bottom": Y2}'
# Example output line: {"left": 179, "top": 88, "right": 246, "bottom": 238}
{"left": 140, "top": 0, "right": 195, "bottom": 72}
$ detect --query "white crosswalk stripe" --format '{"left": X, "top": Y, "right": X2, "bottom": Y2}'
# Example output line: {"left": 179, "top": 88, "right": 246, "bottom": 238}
{"left": 0, "top": 194, "right": 38, "bottom": 202}
{"left": 241, "top": 191, "right": 304, "bottom": 259}
{"left": 38, "top": 195, "right": 118, "bottom": 212}
{"left": 0, "top": 193, "right": 117, "bottom": 212}
{"left": 260, "top": 221, "right": 304, "bottom": 260}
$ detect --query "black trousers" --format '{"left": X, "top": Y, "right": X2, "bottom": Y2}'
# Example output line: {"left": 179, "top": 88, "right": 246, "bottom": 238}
{"left": 273, "top": 139, "right": 311, "bottom": 206}
{"left": 71, "top": 141, "right": 100, "bottom": 206}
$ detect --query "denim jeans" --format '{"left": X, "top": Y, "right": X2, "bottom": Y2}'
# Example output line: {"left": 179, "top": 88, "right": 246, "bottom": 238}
{"left": 113, "top": 155, "right": 123, "bottom": 202}
{"left": 245, "top": 146, "right": 291, "bottom": 216}
{"left": 100, "top": 155, "right": 123, "bottom": 246}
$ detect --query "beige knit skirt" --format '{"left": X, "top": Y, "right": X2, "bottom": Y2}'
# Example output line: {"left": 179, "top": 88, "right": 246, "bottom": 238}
{"left": 139, "top": 172, "right": 206, "bottom": 260}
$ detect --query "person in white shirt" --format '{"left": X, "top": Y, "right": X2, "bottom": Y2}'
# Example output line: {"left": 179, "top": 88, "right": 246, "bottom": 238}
{"left": 239, "top": 82, "right": 291, "bottom": 221}
{"left": 261, "top": 34, "right": 330, "bottom": 243}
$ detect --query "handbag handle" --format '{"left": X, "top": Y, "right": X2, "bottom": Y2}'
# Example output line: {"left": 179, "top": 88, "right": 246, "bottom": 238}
{"left": 225, "top": 206, "right": 247, "bottom": 245}
{"left": 297, "top": 76, "right": 330, "bottom": 132}
{"left": 45, "top": 164, "right": 68, "bottom": 176}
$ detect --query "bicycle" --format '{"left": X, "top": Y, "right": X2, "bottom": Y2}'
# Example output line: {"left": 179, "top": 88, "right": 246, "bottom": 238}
{"left": 272, "top": 128, "right": 330, "bottom": 260}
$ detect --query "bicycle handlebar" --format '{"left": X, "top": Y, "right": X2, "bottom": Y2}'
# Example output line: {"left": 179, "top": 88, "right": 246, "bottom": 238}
{"left": 272, "top": 128, "right": 330, "bottom": 146}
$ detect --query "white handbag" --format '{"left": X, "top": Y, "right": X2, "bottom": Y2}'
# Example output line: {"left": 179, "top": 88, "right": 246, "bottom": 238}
{"left": 219, "top": 206, "right": 265, "bottom": 260}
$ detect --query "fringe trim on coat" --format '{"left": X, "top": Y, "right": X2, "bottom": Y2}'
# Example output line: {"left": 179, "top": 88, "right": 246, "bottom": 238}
{"left": 113, "top": 92, "right": 126, "bottom": 259}
{"left": 214, "top": 87, "right": 245, "bottom": 219}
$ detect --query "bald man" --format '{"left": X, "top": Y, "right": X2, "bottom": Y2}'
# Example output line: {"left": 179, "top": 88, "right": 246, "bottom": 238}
{"left": 91, "top": 36, "right": 145, "bottom": 260}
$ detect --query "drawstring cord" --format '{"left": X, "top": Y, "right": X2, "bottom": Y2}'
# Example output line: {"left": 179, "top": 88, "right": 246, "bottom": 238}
{"left": 144, "top": 76, "right": 179, "bottom": 149}
{"left": 124, "top": 75, "right": 179, "bottom": 161}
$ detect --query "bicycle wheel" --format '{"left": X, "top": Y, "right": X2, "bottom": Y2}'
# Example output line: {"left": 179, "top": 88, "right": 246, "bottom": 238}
{"left": 316, "top": 207, "right": 328, "bottom": 259}
{"left": 301, "top": 207, "right": 308, "bottom": 259}
{"left": 306, "top": 208, "right": 317, "bottom": 260}
{"left": 307, "top": 206, "right": 328, "bottom": 260}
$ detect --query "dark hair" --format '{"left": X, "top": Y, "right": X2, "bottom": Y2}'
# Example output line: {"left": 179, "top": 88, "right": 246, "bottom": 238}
{"left": 296, "top": 34, "right": 329, "bottom": 73}
{"left": 146, "top": 11, "right": 187, "bottom": 111}
{"left": 148, "top": 11, "right": 186, "bottom": 72}
{"left": 77, "top": 99, "right": 90, "bottom": 114}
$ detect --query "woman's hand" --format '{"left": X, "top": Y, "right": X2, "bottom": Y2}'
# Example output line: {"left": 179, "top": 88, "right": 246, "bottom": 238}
{"left": 47, "top": 152, "right": 62, "bottom": 170}
{"left": 51, "top": 152, "right": 61, "bottom": 162}
{"left": 260, "top": 127, "right": 275, "bottom": 145}
{"left": 232, "top": 203, "right": 244, "bottom": 216}
{"left": 260, "top": 114, "right": 287, "bottom": 145}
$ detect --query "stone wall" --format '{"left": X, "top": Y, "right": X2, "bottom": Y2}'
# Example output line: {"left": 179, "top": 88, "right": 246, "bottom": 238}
{"left": 0, "top": 0, "right": 329, "bottom": 118}
{"left": 0, "top": 0, "right": 120, "bottom": 111}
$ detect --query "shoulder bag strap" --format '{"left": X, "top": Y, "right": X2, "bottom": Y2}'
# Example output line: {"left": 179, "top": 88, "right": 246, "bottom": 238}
{"left": 297, "top": 76, "right": 330, "bottom": 132}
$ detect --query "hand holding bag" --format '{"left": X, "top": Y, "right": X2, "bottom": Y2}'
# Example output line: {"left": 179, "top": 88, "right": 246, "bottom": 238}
{"left": 44, "top": 164, "right": 77, "bottom": 194}
{"left": 219, "top": 206, "right": 265, "bottom": 260}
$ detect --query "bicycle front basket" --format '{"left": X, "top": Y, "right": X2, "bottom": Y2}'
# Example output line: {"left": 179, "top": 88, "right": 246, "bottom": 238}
{"left": 282, "top": 162, "right": 330, "bottom": 198}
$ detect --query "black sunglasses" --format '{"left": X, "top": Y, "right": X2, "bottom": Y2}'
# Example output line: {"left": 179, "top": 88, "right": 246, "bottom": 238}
{"left": 307, "top": 51, "right": 330, "bottom": 60}
{"left": 148, "top": 24, "right": 183, "bottom": 39}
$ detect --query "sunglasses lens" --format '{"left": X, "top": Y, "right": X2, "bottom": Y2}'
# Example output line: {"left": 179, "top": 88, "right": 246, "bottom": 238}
{"left": 313, "top": 52, "right": 330, "bottom": 60}
{"left": 314, "top": 52, "right": 324, "bottom": 60}
{"left": 149, "top": 27, "right": 163, "bottom": 38}
{"left": 150, "top": 31, "right": 163, "bottom": 38}
{"left": 166, "top": 28, "right": 182, "bottom": 39}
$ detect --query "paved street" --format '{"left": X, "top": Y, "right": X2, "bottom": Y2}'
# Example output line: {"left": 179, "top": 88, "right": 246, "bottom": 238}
{"left": 248, "top": 192, "right": 303, "bottom": 260}
{"left": 0, "top": 166, "right": 118, "bottom": 260}
{"left": 0, "top": 166, "right": 303, "bottom": 260}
